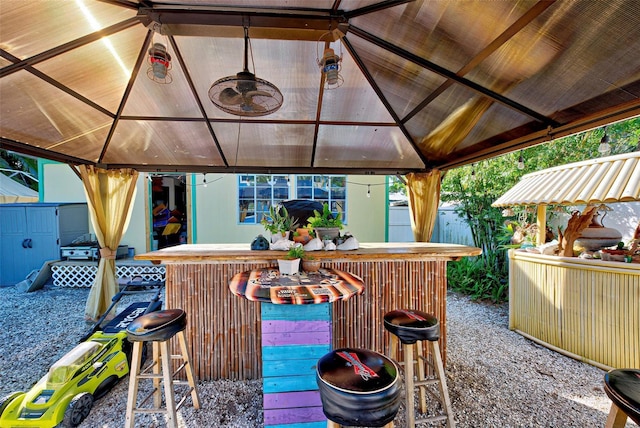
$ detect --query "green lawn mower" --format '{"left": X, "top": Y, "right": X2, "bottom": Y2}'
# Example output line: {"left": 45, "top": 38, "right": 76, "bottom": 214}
{"left": 0, "top": 280, "right": 163, "bottom": 428}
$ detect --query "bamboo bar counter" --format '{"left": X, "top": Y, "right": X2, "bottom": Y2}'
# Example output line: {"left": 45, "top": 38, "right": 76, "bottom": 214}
{"left": 509, "top": 249, "right": 640, "bottom": 370}
{"left": 135, "top": 242, "right": 481, "bottom": 380}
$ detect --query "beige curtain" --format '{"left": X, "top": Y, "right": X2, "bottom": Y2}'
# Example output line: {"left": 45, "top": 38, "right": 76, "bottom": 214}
{"left": 406, "top": 170, "right": 441, "bottom": 242}
{"left": 79, "top": 165, "right": 139, "bottom": 320}
{"left": 417, "top": 97, "right": 494, "bottom": 161}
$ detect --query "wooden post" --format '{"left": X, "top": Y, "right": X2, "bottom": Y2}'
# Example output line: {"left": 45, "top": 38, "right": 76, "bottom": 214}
{"left": 536, "top": 204, "right": 547, "bottom": 245}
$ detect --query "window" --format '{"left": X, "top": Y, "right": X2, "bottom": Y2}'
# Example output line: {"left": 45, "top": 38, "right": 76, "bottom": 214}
{"left": 238, "top": 174, "right": 290, "bottom": 224}
{"left": 296, "top": 175, "right": 346, "bottom": 222}
{"left": 238, "top": 174, "right": 347, "bottom": 224}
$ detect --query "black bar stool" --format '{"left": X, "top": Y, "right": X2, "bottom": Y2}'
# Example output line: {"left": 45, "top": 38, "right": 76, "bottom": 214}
{"left": 124, "top": 309, "right": 200, "bottom": 428}
{"left": 384, "top": 309, "right": 454, "bottom": 427}
{"left": 316, "top": 347, "right": 402, "bottom": 427}
{"left": 604, "top": 368, "right": 640, "bottom": 427}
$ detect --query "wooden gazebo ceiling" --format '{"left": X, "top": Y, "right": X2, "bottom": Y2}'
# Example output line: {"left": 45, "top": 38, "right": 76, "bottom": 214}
{"left": 1, "top": 0, "right": 640, "bottom": 175}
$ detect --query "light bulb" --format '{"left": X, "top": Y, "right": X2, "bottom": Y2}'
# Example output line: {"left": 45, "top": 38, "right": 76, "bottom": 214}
{"left": 322, "top": 48, "right": 339, "bottom": 86}
{"left": 367, "top": 185, "right": 371, "bottom": 198}
{"left": 203, "top": 174, "right": 207, "bottom": 188}
{"left": 517, "top": 151, "right": 525, "bottom": 170}
{"left": 598, "top": 134, "right": 611, "bottom": 154}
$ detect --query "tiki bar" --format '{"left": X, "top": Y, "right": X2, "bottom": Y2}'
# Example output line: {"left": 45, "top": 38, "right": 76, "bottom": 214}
{"left": 493, "top": 153, "right": 640, "bottom": 371}
{"left": 136, "top": 242, "right": 480, "bottom": 381}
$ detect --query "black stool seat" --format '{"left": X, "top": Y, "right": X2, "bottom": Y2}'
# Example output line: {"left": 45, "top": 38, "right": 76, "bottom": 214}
{"left": 384, "top": 309, "right": 440, "bottom": 344}
{"left": 604, "top": 369, "right": 640, "bottom": 425}
{"left": 126, "top": 309, "right": 186, "bottom": 342}
{"left": 317, "top": 348, "right": 401, "bottom": 427}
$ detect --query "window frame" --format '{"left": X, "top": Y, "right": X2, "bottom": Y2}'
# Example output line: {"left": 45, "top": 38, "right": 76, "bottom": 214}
{"left": 237, "top": 174, "right": 347, "bottom": 225}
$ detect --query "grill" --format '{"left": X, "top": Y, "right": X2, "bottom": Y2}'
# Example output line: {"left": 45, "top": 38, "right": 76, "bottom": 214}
{"left": 60, "top": 243, "right": 128, "bottom": 261}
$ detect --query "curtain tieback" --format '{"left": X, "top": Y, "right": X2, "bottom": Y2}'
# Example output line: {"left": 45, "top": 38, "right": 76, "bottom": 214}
{"left": 99, "top": 248, "right": 117, "bottom": 259}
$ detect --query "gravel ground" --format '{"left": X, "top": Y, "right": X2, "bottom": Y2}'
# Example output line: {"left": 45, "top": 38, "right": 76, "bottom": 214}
{"left": 0, "top": 284, "right": 636, "bottom": 427}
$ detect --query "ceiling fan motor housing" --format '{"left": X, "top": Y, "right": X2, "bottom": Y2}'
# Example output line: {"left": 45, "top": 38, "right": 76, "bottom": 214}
{"left": 236, "top": 71, "right": 259, "bottom": 93}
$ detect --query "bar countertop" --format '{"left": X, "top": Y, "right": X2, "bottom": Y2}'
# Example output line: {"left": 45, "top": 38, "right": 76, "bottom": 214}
{"left": 135, "top": 242, "right": 482, "bottom": 264}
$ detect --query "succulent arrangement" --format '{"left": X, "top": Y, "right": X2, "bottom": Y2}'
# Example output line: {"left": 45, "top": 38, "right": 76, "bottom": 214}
{"left": 306, "top": 203, "right": 343, "bottom": 229}
{"left": 261, "top": 205, "right": 298, "bottom": 235}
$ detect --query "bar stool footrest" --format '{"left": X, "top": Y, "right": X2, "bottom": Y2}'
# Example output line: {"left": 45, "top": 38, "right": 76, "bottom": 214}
{"left": 416, "top": 414, "right": 448, "bottom": 424}
{"left": 414, "top": 379, "right": 440, "bottom": 387}
{"left": 175, "top": 389, "right": 194, "bottom": 411}
{"left": 132, "top": 408, "right": 169, "bottom": 415}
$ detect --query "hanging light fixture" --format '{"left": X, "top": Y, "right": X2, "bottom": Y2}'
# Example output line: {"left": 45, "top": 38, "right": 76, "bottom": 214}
{"left": 147, "top": 42, "right": 173, "bottom": 84}
{"left": 517, "top": 150, "right": 525, "bottom": 170}
{"left": 317, "top": 32, "right": 343, "bottom": 89}
{"left": 598, "top": 127, "right": 611, "bottom": 154}
{"left": 203, "top": 173, "right": 208, "bottom": 188}
{"left": 367, "top": 185, "right": 371, "bottom": 198}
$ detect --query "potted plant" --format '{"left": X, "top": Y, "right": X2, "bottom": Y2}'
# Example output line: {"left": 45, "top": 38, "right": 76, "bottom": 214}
{"left": 306, "top": 203, "right": 343, "bottom": 242}
{"left": 301, "top": 253, "right": 321, "bottom": 273}
{"left": 278, "top": 245, "right": 305, "bottom": 275}
{"left": 261, "top": 205, "right": 298, "bottom": 243}
{"left": 292, "top": 227, "right": 312, "bottom": 244}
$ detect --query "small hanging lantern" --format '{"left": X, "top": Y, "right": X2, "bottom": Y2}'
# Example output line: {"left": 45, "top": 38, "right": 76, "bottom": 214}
{"left": 147, "top": 42, "right": 173, "bottom": 84}
{"left": 320, "top": 47, "right": 343, "bottom": 88}
{"left": 317, "top": 31, "right": 344, "bottom": 89}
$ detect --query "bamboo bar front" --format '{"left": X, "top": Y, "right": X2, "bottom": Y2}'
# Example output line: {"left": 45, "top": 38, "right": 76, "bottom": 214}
{"left": 136, "top": 243, "right": 481, "bottom": 380}
{"left": 509, "top": 250, "right": 640, "bottom": 370}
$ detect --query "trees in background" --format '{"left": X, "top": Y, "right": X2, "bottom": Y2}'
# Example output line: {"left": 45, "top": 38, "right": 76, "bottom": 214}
{"left": 441, "top": 118, "right": 640, "bottom": 302}
{"left": 0, "top": 149, "right": 39, "bottom": 191}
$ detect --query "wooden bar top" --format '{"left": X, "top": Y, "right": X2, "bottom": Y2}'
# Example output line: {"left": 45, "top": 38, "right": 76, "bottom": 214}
{"left": 135, "top": 242, "right": 481, "bottom": 264}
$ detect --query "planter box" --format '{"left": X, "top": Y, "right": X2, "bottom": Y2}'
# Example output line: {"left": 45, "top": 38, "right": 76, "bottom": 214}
{"left": 314, "top": 227, "right": 340, "bottom": 241}
{"left": 277, "top": 258, "right": 300, "bottom": 275}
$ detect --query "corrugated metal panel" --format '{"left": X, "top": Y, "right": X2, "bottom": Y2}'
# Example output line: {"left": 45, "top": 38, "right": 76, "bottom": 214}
{"left": 493, "top": 152, "right": 640, "bottom": 207}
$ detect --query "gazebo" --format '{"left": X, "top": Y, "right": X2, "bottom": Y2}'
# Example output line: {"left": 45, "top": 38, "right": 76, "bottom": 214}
{"left": 2, "top": 1, "right": 640, "bottom": 321}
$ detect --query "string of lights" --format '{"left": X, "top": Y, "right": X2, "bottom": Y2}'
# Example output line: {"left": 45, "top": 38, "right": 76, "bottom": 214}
{"left": 147, "top": 173, "right": 389, "bottom": 190}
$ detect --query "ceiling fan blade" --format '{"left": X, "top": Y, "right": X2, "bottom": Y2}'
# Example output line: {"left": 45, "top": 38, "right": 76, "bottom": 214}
{"left": 241, "top": 101, "right": 266, "bottom": 113}
{"left": 218, "top": 87, "right": 243, "bottom": 105}
{"left": 246, "top": 90, "right": 273, "bottom": 98}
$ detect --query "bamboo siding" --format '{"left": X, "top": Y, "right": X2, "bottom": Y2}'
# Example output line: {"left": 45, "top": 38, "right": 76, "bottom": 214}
{"left": 145, "top": 243, "right": 482, "bottom": 381}
{"left": 509, "top": 250, "right": 640, "bottom": 370}
{"left": 165, "top": 259, "right": 448, "bottom": 380}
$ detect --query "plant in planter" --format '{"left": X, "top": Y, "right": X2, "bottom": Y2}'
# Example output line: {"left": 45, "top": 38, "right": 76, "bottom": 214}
{"left": 301, "top": 253, "right": 321, "bottom": 273}
{"left": 261, "top": 205, "right": 298, "bottom": 242}
{"left": 278, "top": 244, "right": 305, "bottom": 275}
{"left": 306, "top": 203, "right": 343, "bottom": 241}
{"left": 292, "top": 227, "right": 312, "bottom": 244}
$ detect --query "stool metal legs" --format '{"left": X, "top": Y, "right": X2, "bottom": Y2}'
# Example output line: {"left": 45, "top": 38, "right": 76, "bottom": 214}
{"left": 125, "top": 330, "right": 200, "bottom": 428}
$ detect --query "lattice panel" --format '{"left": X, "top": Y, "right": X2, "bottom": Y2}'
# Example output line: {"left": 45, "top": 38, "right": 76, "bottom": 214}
{"left": 52, "top": 264, "right": 165, "bottom": 288}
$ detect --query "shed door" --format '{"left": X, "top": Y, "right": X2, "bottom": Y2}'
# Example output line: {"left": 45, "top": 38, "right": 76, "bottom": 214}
{"left": 0, "top": 206, "right": 59, "bottom": 285}
{"left": 26, "top": 206, "right": 60, "bottom": 261}
{"left": 0, "top": 206, "right": 29, "bottom": 285}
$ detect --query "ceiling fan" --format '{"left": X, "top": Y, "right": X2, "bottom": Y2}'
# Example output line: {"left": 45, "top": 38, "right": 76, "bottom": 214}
{"left": 208, "top": 27, "right": 283, "bottom": 117}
